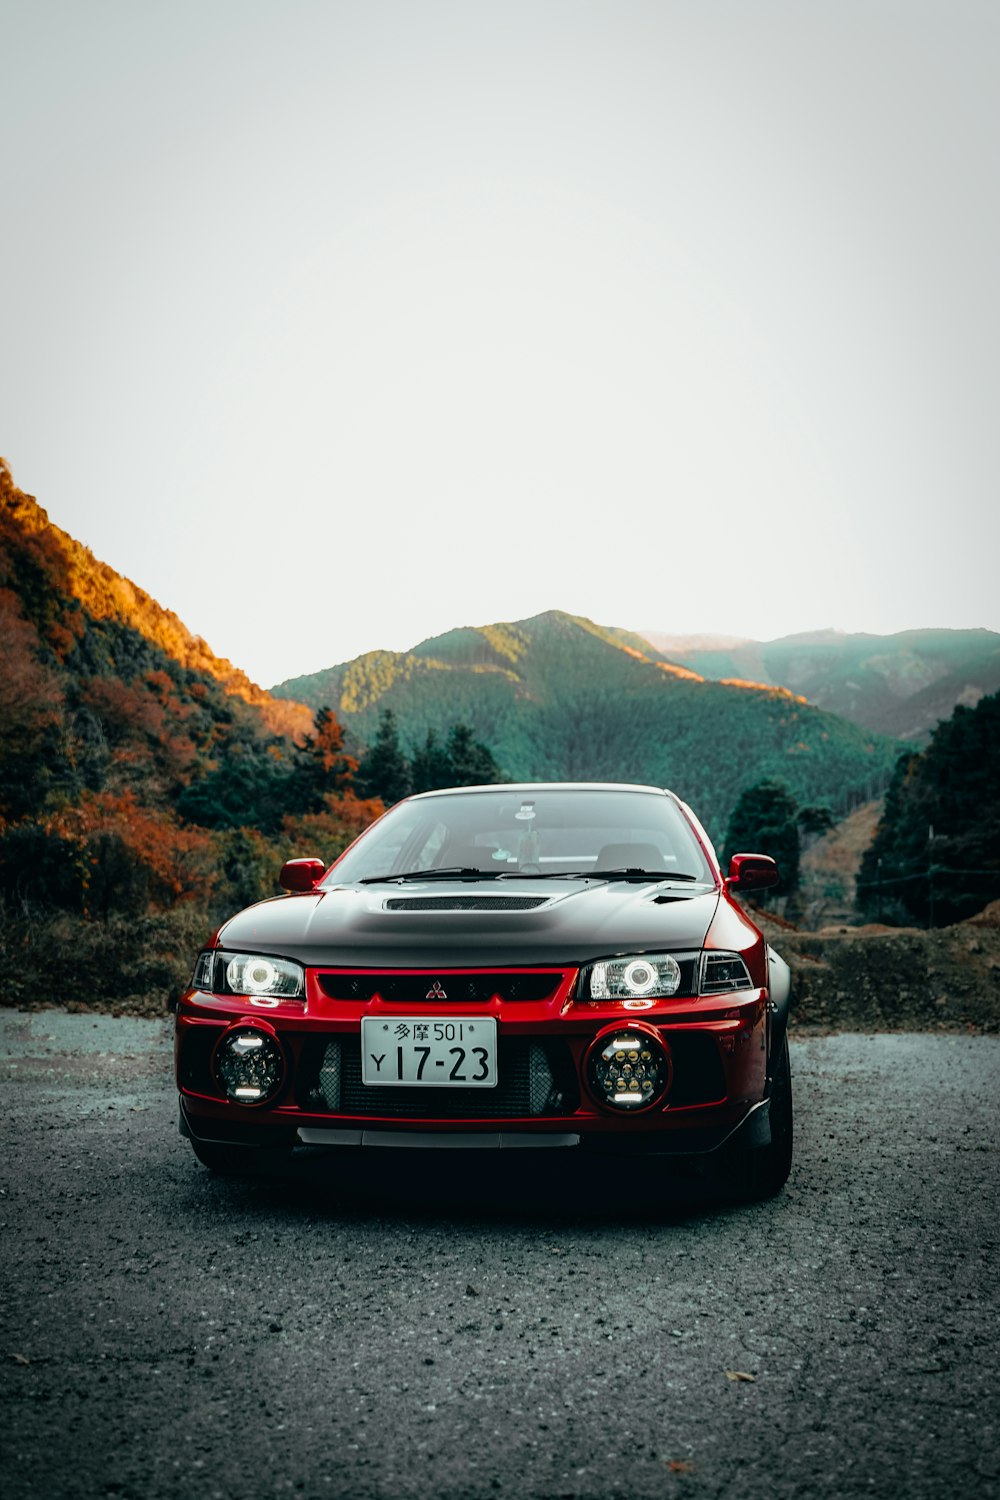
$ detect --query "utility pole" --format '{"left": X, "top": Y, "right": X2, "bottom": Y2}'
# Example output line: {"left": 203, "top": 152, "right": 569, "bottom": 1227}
{"left": 927, "top": 823, "right": 935, "bottom": 929}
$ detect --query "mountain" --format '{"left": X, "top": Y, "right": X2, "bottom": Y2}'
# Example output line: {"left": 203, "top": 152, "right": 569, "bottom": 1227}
{"left": 0, "top": 457, "right": 312, "bottom": 834}
{"left": 1, "top": 461, "right": 311, "bottom": 741}
{"left": 272, "top": 610, "right": 900, "bottom": 844}
{"left": 0, "top": 459, "right": 376, "bottom": 1007}
{"left": 638, "top": 627, "right": 1000, "bottom": 742}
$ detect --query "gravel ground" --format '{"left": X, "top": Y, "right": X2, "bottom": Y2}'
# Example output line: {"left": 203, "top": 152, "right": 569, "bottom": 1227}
{"left": 1, "top": 1012, "right": 998, "bottom": 1500}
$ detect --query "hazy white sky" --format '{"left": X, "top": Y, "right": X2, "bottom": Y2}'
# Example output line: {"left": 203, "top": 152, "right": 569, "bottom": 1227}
{"left": 3, "top": 0, "right": 998, "bottom": 686}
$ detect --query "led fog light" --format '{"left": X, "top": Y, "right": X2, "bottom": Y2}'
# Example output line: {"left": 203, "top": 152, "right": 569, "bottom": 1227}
{"left": 214, "top": 1027, "right": 285, "bottom": 1106}
{"left": 586, "top": 1025, "right": 671, "bottom": 1112}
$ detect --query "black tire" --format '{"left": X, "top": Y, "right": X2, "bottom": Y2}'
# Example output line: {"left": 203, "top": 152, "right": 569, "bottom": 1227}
{"left": 740, "top": 1034, "right": 793, "bottom": 1200}
{"left": 189, "top": 1137, "right": 292, "bottom": 1177}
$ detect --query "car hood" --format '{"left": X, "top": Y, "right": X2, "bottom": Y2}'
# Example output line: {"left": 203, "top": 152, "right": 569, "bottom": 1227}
{"left": 216, "top": 878, "right": 721, "bottom": 967}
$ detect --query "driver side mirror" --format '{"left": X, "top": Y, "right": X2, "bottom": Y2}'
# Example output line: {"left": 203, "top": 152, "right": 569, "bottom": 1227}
{"left": 727, "top": 853, "right": 780, "bottom": 892}
{"left": 279, "top": 857, "right": 326, "bottom": 892}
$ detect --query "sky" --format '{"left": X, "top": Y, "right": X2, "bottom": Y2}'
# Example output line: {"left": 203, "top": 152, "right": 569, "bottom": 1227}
{"left": 2, "top": 0, "right": 998, "bottom": 687}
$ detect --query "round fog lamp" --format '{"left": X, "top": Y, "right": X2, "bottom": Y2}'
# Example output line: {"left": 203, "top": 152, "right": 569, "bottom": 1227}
{"left": 214, "top": 1027, "right": 284, "bottom": 1105}
{"left": 587, "top": 1028, "right": 671, "bottom": 1112}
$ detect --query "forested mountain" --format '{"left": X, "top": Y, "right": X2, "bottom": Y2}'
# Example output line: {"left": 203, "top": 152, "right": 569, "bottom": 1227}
{"left": 0, "top": 460, "right": 373, "bottom": 1004}
{"left": 639, "top": 627, "right": 1000, "bottom": 742}
{"left": 272, "top": 611, "right": 900, "bottom": 844}
{"left": 0, "top": 461, "right": 311, "bottom": 740}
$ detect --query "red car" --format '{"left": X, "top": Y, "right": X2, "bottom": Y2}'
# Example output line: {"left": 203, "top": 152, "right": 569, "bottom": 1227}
{"left": 175, "top": 783, "right": 792, "bottom": 1198}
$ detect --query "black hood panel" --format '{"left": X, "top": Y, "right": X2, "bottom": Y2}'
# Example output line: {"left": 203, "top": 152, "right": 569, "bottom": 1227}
{"left": 217, "top": 880, "right": 721, "bottom": 967}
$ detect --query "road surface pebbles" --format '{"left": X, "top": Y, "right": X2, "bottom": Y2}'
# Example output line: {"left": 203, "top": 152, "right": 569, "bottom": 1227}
{"left": 1, "top": 1012, "right": 997, "bottom": 1500}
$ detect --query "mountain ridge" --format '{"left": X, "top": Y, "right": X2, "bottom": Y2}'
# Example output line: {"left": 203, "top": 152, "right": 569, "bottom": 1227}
{"left": 639, "top": 625, "right": 1000, "bottom": 740}
{"left": 1, "top": 460, "right": 310, "bottom": 739}
{"left": 272, "top": 609, "right": 896, "bottom": 842}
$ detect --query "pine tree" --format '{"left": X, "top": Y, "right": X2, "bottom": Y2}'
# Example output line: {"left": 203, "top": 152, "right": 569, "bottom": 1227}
{"left": 357, "top": 709, "right": 412, "bottom": 805}
{"left": 444, "top": 723, "right": 507, "bottom": 787}
{"left": 858, "top": 690, "right": 1000, "bottom": 925}
{"left": 410, "top": 729, "right": 453, "bottom": 794}
{"left": 408, "top": 723, "right": 507, "bottom": 792}
{"left": 724, "top": 780, "right": 800, "bottom": 897}
{"left": 287, "top": 707, "right": 358, "bottom": 813}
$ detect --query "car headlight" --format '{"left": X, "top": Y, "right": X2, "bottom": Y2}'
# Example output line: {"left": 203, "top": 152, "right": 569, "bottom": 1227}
{"left": 191, "top": 950, "right": 216, "bottom": 989}
{"left": 191, "top": 951, "right": 305, "bottom": 1000}
{"left": 581, "top": 953, "right": 682, "bottom": 1001}
{"left": 700, "top": 951, "right": 753, "bottom": 993}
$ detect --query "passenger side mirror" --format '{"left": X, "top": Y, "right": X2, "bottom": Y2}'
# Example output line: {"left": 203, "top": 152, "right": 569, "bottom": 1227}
{"left": 279, "top": 857, "right": 326, "bottom": 892}
{"left": 727, "top": 853, "right": 780, "bottom": 891}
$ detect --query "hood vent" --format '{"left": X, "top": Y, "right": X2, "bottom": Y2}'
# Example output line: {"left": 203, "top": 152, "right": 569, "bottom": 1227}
{"left": 384, "top": 895, "right": 549, "bottom": 913}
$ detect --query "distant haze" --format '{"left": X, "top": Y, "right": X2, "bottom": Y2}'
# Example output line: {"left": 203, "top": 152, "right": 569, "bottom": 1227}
{"left": 3, "top": 0, "right": 998, "bottom": 686}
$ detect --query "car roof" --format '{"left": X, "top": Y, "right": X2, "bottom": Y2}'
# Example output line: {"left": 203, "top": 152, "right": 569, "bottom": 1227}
{"left": 409, "top": 782, "right": 678, "bottom": 800}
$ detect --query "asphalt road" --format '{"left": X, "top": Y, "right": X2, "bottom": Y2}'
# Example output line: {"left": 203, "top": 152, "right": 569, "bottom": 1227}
{"left": 1, "top": 1012, "right": 998, "bottom": 1500}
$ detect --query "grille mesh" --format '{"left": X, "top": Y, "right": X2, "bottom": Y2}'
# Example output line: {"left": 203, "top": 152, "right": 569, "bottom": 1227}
{"left": 304, "top": 1037, "right": 577, "bottom": 1119}
{"left": 317, "top": 971, "right": 565, "bottom": 1003}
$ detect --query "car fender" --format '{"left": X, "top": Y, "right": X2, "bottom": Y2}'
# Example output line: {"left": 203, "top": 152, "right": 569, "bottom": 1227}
{"left": 766, "top": 945, "right": 792, "bottom": 1062}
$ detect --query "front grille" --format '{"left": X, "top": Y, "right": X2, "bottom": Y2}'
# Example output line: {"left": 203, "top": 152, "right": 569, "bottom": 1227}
{"left": 300, "top": 1036, "right": 579, "bottom": 1119}
{"left": 316, "top": 970, "right": 567, "bottom": 1003}
{"left": 384, "top": 895, "right": 549, "bottom": 912}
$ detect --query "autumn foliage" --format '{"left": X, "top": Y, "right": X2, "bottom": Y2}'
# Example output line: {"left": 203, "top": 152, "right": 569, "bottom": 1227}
{"left": 0, "top": 460, "right": 381, "bottom": 1007}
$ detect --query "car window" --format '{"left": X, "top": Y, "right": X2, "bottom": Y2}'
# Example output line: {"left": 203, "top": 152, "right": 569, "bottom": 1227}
{"left": 327, "top": 789, "right": 714, "bottom": 883}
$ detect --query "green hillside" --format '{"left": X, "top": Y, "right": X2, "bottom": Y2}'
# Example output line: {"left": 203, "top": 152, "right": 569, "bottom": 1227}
{"left": 640, "top": 627, "right": 1000, "bottom": 742}
{"left": 273, "top": 611, "right": 900, "bottom": 844}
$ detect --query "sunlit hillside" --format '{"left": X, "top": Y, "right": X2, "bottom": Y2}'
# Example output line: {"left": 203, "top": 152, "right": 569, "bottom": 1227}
{"left": 0, "top": 460, "right": 374, "bottom": 1008}
{"left": 273, "top": 610, "right": 901, "bottom": 844}
{"left": 0, "top": 460, "right": 310, "bottom": 739}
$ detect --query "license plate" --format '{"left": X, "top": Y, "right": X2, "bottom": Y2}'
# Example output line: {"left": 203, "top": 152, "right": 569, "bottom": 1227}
{"left": 360, "top": 1017, "right": 497, "bottom": 1087}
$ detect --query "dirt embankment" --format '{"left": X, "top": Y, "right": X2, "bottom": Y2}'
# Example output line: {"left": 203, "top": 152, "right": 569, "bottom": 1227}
{"left": 752, "top": 900, "right": 1000, "bottom": 1034}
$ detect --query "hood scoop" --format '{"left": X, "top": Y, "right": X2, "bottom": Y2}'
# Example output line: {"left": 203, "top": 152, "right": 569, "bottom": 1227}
{"left": 384, "top": 894, "right": 550, "bottom": 913}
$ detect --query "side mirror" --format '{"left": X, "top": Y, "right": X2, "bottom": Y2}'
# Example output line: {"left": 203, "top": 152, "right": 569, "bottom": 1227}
{"left": 279, "top": 857, "right": 326, "bottom": 893}
{"left": 727, "top": 853, "right": 780, "bottom": 892}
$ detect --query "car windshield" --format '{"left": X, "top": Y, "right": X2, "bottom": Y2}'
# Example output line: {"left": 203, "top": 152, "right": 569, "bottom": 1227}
{"left": 325, "top": 788, "right": 715, "bottom": 885}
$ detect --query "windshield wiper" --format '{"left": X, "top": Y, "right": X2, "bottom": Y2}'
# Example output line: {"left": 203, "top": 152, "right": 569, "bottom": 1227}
{"left": 495, "top": 868, "right": 704, "bottom": 882}
{"left": 359, "top": 866, "right": 706, "bottom": 885}
{"left": 358, "top": 867, "right": 504, "bottom": 884}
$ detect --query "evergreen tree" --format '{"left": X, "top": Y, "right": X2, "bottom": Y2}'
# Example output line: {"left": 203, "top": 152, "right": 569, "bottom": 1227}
{"left": 858, "top": 690, "right": 1000, "bottom": 925}
{"left": 724, "top": 779, "right": 800, "bottom": 897}
{"left": 797, "top": 805, "right": 835, "bottom": 839}
{"left": 175, "top": 745, "right": 290, "bottom": 833}
{"left": 410, "top": 729, "right": 453, "bottom": 794}
{"left": 357, "top": 709, "right": 412, "bottom": 805}
{"left": 408, "top": 722, "right": 507, "bottom": 792}
{"left": 287, "top": 707, "right": 358, "bottom": 814}
{"left": 444, "top": 723, "right": 507, "bottom": 787}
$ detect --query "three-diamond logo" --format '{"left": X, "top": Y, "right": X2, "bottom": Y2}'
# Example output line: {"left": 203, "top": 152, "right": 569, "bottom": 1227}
{"left": 425, "top": 980, "right": 447, "bottom": 999}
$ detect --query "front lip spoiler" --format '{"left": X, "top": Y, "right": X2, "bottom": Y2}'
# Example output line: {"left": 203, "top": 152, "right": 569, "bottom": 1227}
{"left": 579, "top": 1098, "right": 771, "bottom": 1157}
{"left": 298, "top": 1128, "right": 581, "bottom": 1150}
{"left": 180, "top": 1096, "right": 769, "bottom": 1156}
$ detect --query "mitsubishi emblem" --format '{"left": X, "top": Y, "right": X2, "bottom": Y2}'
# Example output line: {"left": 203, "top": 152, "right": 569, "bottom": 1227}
{"left": 425, "top": 980, "right": 447, "bottom": 999}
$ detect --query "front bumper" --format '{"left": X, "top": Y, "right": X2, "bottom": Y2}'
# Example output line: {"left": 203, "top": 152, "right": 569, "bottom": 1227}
{"left": 176, "top": 967, "right": 771, "bottom": 1160}
{"left": 179, "top": 1096, "right": 771, "bottom": 1157}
